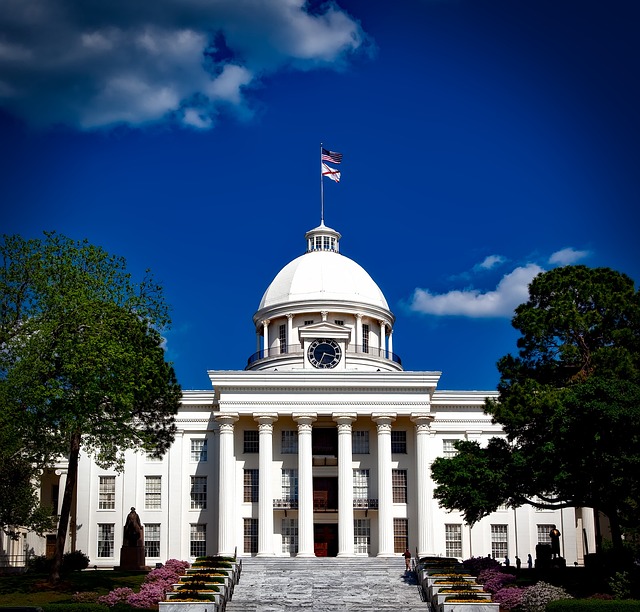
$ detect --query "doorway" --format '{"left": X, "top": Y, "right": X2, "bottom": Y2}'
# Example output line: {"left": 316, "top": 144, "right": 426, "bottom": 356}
{"left": 314, "top": 523, "right": 339, "bottom": 557}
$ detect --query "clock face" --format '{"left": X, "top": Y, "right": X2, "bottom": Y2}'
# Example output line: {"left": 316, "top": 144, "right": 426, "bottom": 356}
{"left": 307, "top": 339, "right": 342, "bottom": 369}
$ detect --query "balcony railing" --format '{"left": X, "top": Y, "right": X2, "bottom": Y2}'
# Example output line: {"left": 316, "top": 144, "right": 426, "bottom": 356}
{"left": 272, "top": 498, "right": 379, "bottom": 510}
{"left": 247, "top": 343, "right": 402, "bottom": 368}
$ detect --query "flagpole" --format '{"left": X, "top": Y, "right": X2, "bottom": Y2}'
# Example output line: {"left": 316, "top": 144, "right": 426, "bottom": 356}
{"left": 320, "top": 142, "right": 324, "bottom": 224}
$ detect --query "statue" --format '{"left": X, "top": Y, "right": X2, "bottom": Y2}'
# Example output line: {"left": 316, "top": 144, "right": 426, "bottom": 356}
{"left": 118, "top": 507, "right": 146, "bottom": 570}
{"left": 549, "top": 525, "right": 561, "bottom": 559}
{"left": 124, "top": 507, "right": 143, "bottom": 547}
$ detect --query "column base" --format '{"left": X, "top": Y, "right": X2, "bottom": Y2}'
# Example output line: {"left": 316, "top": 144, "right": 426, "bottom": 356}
{"left": 256, "top": 552, "right": 276, "bottom": 557}
{"left": 296, "top": 552, "right": 316, "bottom": 558}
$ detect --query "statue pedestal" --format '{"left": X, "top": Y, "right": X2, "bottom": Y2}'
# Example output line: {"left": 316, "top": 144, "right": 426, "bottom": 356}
{"left": 118, "top": 545, "right": 146, "bottom": 571}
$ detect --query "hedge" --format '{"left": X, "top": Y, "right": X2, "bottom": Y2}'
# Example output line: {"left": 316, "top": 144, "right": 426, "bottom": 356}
{"left": 547, "top": 600, "right": 640, "bottom": 611}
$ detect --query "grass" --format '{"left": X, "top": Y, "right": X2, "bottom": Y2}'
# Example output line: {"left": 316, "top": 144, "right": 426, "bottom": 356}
{"left": 0, "top": 569, "right": 147, "bottom": 608}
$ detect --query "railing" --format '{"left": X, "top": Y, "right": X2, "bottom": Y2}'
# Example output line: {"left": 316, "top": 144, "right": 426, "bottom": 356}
{"left": 272, "top": 498, "right": 379, "bottom": 510}
{"left": 246, "top": 343, "right": 402, "bottom": 368}
{"left": 0, "top": 553, "right": 28, "bottom": 570}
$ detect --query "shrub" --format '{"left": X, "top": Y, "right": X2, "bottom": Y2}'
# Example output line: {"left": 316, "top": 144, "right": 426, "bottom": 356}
{"left": 610, "top": 571, "right": 632, "bottom": 599}
{"left": 493, "top": 586, "right": 526, "bottom": 610}
{"left": 63, "top": 550, "right": 90, "bottom": 572}
{"left": 98, "top": 587, "right": 135, "bottom": 607}
{"left": 72, "top": 591, "right": 101, "bottom": 603}
{"left": 462, "top": 555, "right": 501, "bottom": 575}
{"left": 520, "top": 581, "right": 573, "bottom": 612}
{"left": 547, "top": 600, "right": 640, "bottom": 611}
{"left": 478, "top": 568, "right": 516, "bottom": 593}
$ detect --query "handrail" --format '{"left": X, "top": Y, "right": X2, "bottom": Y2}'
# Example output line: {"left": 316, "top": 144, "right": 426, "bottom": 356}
{"left": 247, "top": 343, "right": 402, "bottom": 367}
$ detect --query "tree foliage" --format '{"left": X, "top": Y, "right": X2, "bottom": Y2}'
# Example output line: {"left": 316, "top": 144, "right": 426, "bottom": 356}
{"left": 0, "top": 232, "right": 182, "bottom": 581}
{"left": 432, "top": 266, "right": 640, "bottom": 551}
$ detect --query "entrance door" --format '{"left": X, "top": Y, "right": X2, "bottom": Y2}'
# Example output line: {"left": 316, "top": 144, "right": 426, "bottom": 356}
{"left": 313, "top": 477, "right": 338, "bottom": 511}
{"left": 314, "top": 524, "right": 339, "bottom": 557}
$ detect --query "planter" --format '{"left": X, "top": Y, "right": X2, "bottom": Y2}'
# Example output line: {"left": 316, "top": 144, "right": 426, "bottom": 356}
{"left": 166, "top": 591, "right": 222, "bottom": 606}
{"left": 430, "top": 584, "right": 484, "bottom": 596}
{"left": 159, "top": 603, "right": 220, "bottom": 612}
{"left": 435, "top": 591, "right": 491, "bottom": 607}
{"left": 440, "top": 603, "right": 500, "bottom": 612}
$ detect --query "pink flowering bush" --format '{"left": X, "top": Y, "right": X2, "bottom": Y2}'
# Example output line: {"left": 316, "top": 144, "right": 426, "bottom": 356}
{"left": 462, "top": 555, "right": 501, "bottom": 575}
{"left": 99, "top": 559, "right": 190, "bottom": 608}
{"left": 493, "top": 586, "right": 526, "bottom": 610}
{"left": 520, "top": 581, "right": 572, "bottom": 612}
{"left": 478, "top": 568, "right": 516, "bottom": 593}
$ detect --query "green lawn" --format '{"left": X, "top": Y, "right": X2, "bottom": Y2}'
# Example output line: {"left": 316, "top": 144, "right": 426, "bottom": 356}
{"left": 0, "top": 569, "right": 147, "bottom": 608}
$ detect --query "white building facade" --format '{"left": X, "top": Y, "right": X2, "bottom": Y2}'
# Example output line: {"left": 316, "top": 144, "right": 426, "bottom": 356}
{"left": 7, "top": 223, "right": 597, "bottom": 568}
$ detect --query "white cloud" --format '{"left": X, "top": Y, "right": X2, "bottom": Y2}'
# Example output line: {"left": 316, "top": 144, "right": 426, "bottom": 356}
{"left": 548, "top": 247, "right": 590, "bottom": 266}
{"left": 0, "top": 0, "right": 366, "bottom": 129}
{"left": 410, "top": 263, "right": 544, "bottom": 318}
{"left": 474, "top": 254, "right": 506, "bottom": 271}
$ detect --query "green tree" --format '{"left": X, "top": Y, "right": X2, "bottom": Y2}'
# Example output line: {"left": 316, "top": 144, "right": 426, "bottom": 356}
{"left": 431, "top": 266, "right": 640, "bottom": 554}
{"left": 0, "top": 233, "right": 182, "bottom": 582}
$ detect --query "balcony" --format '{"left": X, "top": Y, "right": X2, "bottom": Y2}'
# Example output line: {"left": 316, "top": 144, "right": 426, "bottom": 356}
{"left": 272, "top": 498, "right": 378, "bottom": 510}
{"left": 246, "top": 343, "right": 402, "bottom": 368}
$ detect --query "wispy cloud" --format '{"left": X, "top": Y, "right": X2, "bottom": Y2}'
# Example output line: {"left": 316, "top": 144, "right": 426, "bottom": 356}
{"left": 0, "top": 0, "right": 367, "bottom": 130}
{"left": 410, "top": 263, "right": 544, "bottom": 318}
{"left": 474, "top": 254, "right": 506, "bottom": 271}
{"left": 548, "top": 247, "right": 590, "bottom": 266}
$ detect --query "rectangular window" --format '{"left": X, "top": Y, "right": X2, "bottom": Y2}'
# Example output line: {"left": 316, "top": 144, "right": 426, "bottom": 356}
{"left": 244, "top": 518, "right": 258, "bottom": 554}
{"left": 362, "top": 324, "right": 369, "bottom": 353}
{"left": 97, "top": 523, "right": 114, "bottom": 557}
{"left": 443, "top": 439, "right": 458, "bottom": 458}
{"left": 145, "top": 476, "right": 162, "bottom": 510}
{"left": 393, "top": 518, "right": 408, "bottom": 553}
{"left": 281, "top": 469, "right": 298, "bottom": 501}
{"left": 537, "top": 524, "right": 554, "bottom": 544}
{"left": 304, "top": 320, "right": 314, "bottom": 326}
{"left": 352, "top": 430, "right": 370, "bottom": 454}
{"left": 353, "top": 469, "right": 370, "bottom": 501}
{"left": 145, "top": 523, "right": 160, "bottom": 558}
{"left": 190, "top": 476, "right": 207, "bottom": 510}
{"left": 98, "top": 476, "right": 115, "bottom": 510}
{"left": 279, "top": 324, "right": 287, "bottom": 354}
{"left": 281, "top": 430, "right": 298, "bottom": 454}
{"left": 392, "top": 469, "right": 407, "bottom": 503}
{"left": 281, "top": 518, "right": 298, "bottom": 554}
{"left": 334, "top": 320, "right": 344, "bottom": 326}
{"left": 190, "top": 524, "right": 206, "bottom": 557}
{"left": 190, "top": 438, "right": 207, "bottom": 462}
{"left": 244, "top": 430, "right": 259, "bottom": 453}
{"left": 244, "top": 469, "right": 259, "bottom": 503}
{"left": 445, "top": 524, "right": 463, "bottom": 558}
{"left": 391, "top": 430, "right": 407, "bottom": 454}
{"left": 354, "top": 518, "right": 371, "bottom": 554}
{"left": 491, "top": 524, "right": 508, "bottom": 560}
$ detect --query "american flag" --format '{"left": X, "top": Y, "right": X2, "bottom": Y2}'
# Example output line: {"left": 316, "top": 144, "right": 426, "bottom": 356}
{"left": 321, "top": 148, "right": 343, "bottom": 164}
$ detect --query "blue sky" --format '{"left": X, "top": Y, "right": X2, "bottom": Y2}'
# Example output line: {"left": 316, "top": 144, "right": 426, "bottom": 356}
{"left": 1, "top": 0, "right": 638, "bottom": 392}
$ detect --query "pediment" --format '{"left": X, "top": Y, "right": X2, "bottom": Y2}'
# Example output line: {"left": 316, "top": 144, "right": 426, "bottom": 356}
{"left": 298, "top": 321, "right": 351, "bottom": 341}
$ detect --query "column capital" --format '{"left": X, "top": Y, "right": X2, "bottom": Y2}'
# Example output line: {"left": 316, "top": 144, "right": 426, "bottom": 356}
{"left": 215, "top": 413, "right": 239, "bottom": 432}
{"left": 293, "top": 412, "right": 317, "bottom": 425}
{"left": 332, "top": 413, "right": 357, "bottom": 425}
{"left": 254, "top": 413, "right": 278, "bottom": 431}
{"left": 410, "top": 413, "right": 434, "bottom": 432}
{"left": 261, "top": 319, "right": 270, "bottom": 327}
{"left": 321, "top": 311, "right": 328, "bottom": 321}
{"left": 356, "top": 313, "right": 363, "bottom": 321}
{"left": 372, "top": 413, "right": 396, "bottom": 424}
{"left": 286, "top": 312, "right": 294, "bottom": 320}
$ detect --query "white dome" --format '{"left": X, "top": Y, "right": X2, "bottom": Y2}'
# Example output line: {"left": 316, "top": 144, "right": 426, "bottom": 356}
{"left": 259, "top": 250, "right": 389, "bottom": 311}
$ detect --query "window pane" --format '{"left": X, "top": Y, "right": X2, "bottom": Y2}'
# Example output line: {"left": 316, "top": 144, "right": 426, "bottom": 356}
{"left": 491, "top": 524, "right": 508, "bottom": 559}
{"left": 145, "top": 476, "right": 162, "bottom": 510}
{"left": 190, "top": 476, "right": 207, "bottom": 510}
{"left": 97, "top": 524, "right": 114, "bottom": 557}
{"left": 353, "top": 469, "right": 369, "bottom": 500}
{"left": 99, "top": 476, "right": 115, "bottom": 510}
{"left": 352, "top": 431, "right": 369, "bottom": 454}
{"left": 281, "top": 469, "right": 298, "bottom": 501}
{"left": 445, "top": 524, "right": 462, "bottom": 558}
{"left": 244, "top": 518, "right": 258, "bottom": 554}
{"left": 393, "top": 518, "right": 408, "bottom": 553}
{"left": 391, "top": 431, "right": 407, "bottom": 454}
{"left": 190, "top": 524, "right": 206, "bottom": 557}
{"left": 281, "top": 518, "right": 298, "bottom": 554}
{"left": 443, "top": 439, "right": 457, "bottom": 458}
{"left": 190, "top": 439, "right": 207, "bottom": 462}
{"left": 281, "top": 430, "right": 298, "bottom": 454}
{"left": 244, "top": 469, "right": 259, "bottom": 503}
{"left": 354, "top": 519, "right": 370, "bottom": 554}
{"left": 244, "top": 431, "right": 259, "bottom": 453}
{"left": 145, "top": 523, "right": 161, "bottom": 558}
{"left": 392, "top": 469, "right": 407, "bottom": 503}
{"left": 537, "top": 524, "right": 554, "bottom": 544}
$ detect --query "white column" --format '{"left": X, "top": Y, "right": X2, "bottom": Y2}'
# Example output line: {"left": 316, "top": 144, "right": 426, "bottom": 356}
{"left": 388, "top": 328, "right": 393, "bottom": 359}
{"left": 294, "top": 413, "right": 317, "bottom": 557}
{"left": 262, "top": 320, "right": 270, "bottom": 355}
{"left": 379, "top": 320, "right": 387, "bottom": 358}
{"left": 215, "top": 414, "right": 238, "bottom": 556}
{"left": 255, "top": 413, "right": 278, "bottom": 556}
{"left": 411, "top": 413, "right": 434, "bottom": 557}
{"left": 286, "top": 313, "right": 294, "bottom": 352}
{"left": 373, "top": 413, "right": 396, "bottom": 556}
{"left": 334, "top": 413, "right": 356, "bottom": 557}
{"left": 356, "top": 314, "right": 362, "bottom": 353}
{"left": 256, "top": 328, "right": 261, "bottom": 354}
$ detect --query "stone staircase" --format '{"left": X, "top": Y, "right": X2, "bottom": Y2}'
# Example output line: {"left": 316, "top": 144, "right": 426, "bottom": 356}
{"left": 224, "top": 557, "right": 427, "bottom": 611}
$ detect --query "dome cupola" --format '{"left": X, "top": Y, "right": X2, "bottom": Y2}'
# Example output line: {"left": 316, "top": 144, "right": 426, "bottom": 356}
{"left": 247, "top": 223, "right": 401, "bottom": 372}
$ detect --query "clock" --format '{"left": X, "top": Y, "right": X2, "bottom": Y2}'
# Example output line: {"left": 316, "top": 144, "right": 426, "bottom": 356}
{"left": 307, "top": 338, "right": 342, "bottom": 369}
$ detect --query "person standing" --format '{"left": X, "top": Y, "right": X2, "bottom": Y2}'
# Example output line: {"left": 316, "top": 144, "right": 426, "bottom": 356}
{"left": 515, "top": 556, "right": 521, "bottom": 571}
{"left": 527, "top": 553, "right": 533, "bottom": 569}
{"left": 403, "top": 548, "right": 412, "bottom": 571}
{"left": 549, "top": 525, "right": 561, "bottom": 559}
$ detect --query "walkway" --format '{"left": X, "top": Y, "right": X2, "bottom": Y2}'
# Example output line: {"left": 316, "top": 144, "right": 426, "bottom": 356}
{"left": 225, "top": 557, "right": 427, "bottom": 612}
